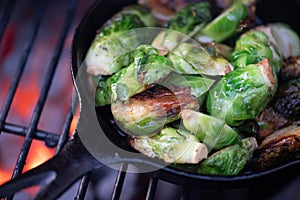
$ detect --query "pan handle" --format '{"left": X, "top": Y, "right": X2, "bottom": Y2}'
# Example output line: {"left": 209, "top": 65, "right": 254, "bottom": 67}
{"left": 0, "top": 133, "right": 101, "bottom": 200}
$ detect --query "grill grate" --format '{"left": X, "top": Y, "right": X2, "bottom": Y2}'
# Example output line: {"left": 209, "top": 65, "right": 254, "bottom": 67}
{"left": 0, "top": 0, "right": 299, "bottom": 200}
{"left": 0, "top": 0, "right": 91, "bottom": 199}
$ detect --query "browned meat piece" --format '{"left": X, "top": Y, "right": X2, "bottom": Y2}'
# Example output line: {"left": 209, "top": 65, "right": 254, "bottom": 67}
{"left": 253, "top": 125, "right": 300, "bottom": 171}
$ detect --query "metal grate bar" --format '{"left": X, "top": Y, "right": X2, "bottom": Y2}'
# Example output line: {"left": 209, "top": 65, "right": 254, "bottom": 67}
{"left": 180, "top": 187, "right": 190, "bottom": 200}
{"left": 10, "top": 0, "right": 78, "bottom": 181}
{"left": 0, "top": 0, "right": 17, "bottom": 44}
{"left": 111, "top": 163, "right": 128, "bottom": 200}
{"left": 3, "top": 122, "right": 59, "bottom": 147}
{"left": 145, "top": 177, "right": 158, "bottom": 200}
{"left": 55, "top": 101, "right": 75, "bottom": 154}
{"left": 0, "top": 0, "right": 45, "bottom": 132}
{"left": 74, "top": 173, "right": 91, "bottom": 200}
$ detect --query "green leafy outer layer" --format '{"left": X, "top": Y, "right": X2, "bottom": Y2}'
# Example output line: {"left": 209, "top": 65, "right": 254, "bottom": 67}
{"left": 198, "top": 137, "right": 257, "bottom": 175}
{"left": 201, "top": 2, "right": 247, "bottom": 42}
{"left": 207, "top": 61, "right": 275, "bottom": 126}
{"left": 130, "top": 127, "right": 208, "bottom": 164}
{"left": 182, "top": 109, "right": 239, "bottom": 150}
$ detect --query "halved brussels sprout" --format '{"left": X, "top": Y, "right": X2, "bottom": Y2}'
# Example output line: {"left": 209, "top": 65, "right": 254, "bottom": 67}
{"left": 167, "top": 2, "right": 212, "bottom": 35}
{"left": 200, "top": 2, "right": 247, "bottom": 42}
{"left": 182, "top": 110, "right": 239, "bottom": 150}
{"left": 207, "top": 59, "right": 276, "bottom": 126}
{"left": 85, "top": 5, "right": 155, "bottom": 76}
{"left": 111, "top": 85, "right": 199, "bottom": 136}
{"left": 111, "top": 45, "right": 173, "bottom": 102}
{"left": 129, "top": 127, "right": 208, "bottom": 164}
{"left": 198, "top": 137, "right": 257, "bottom": 175}
{"left": 168, "top": 42, "right": 233, "bottom": 75}
{"left": 161, "top": 73, "right": 215, "bottom": 105}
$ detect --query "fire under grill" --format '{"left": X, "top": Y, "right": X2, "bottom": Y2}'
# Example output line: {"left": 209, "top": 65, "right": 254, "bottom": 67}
{"left": 0, "top": 0, "right": 300, "bottom": 200}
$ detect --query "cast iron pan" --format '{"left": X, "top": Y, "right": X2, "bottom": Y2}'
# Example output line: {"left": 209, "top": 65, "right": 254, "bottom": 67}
{"left": 0, "top": 0, "right": 300, "bottom": 199}
{"left": 72, "top": 0, "right": 300, "bottom": 186}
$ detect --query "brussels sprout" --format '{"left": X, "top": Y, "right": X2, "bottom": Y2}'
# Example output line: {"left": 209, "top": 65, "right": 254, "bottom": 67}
{"left": 198, "top": 137, "right": 257, "bottom": 175}
{"left": 111, "top": 85, "right": 199, "bottom": 136}
{"left": 129, "top": 127, "right": 208, "bottom": 163}
{"left": 253, "top": 125, "right": 300, "bottom": 171}
{"left": 161, "top": 73, "right": 215, "bottom": 105}
{"left": 151, "top": 2, "right": 211, "bottom": 55}
{"left": 200, "top": 2, "right": 247, "bottom": 42}
{"left": 85, "top": 5, "right": 155, "bottom": 76}
{"left": 230, "top": 29, "right": 283, "bottom": 74}
{"left": 181, "top": 110, "right": 239, "bottom": 150}
{"left": 151, "top": 30, "right": 190, "bottom": 56}
{"left": 230, "top": 30, "right": 273, "bottom": 68}
{"left": 269, "top": 23, "right": 300, "bottom": 58}
{"left": 111, "top": 45, "right": 173, "bottom": 102}
{"left": 167, "top": 42, "right": 233, "bottom": 75}
{"left": 207, "top": 59, "right": 276, "bottom": 126}
{"left": 95, "top": 68, "right": 127, "bottom": 107}
{"left": 85, "top": 32, "right": 138, "bottom": 76}
{"left": 167, "top": 2, "right": 212, "bottom": 35}
{"left": 123, "top": 5, "right": 156, "bottom": 27}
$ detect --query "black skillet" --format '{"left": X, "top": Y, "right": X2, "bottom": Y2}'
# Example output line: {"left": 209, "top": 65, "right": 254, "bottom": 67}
{"left": 0, "top": 0, "right": 300, "bottom": 199}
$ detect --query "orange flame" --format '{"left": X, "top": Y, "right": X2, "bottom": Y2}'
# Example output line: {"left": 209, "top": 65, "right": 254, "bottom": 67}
{"left": 69, "top": 105, "right": 80, "bottom": 135}
{"left": 11, "top": 76, "right": 40, "bottom": 119}
{"left": 23, "top": 140, "right": 54, "bottom": 172}
{"left": 0, "top": 168, "right": 12, "bottom": 185}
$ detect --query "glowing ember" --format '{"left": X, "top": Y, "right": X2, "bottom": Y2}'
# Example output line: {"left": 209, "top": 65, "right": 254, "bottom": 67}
{"left": 11, "top": 77, "right": 40, "bottom": 119}
{"left": 0, "top": 169, "right": 12, "bottom": 185}
{"left": 23, "top": 140, "right": 55, "bottom": 172}
{"left": 69, "top": 106, "right": 80, "bottom": 135}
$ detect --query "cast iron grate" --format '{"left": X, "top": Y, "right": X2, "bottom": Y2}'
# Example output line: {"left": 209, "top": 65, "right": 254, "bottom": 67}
{"left": 0, "top": 0, "right": 187, "bottom": 199}
{"left": 0, "top": 0, "right": 299, "bottom": 200}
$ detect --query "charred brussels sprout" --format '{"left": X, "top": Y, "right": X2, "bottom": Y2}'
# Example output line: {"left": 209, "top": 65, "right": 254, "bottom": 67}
{"left": 182, "top": 110, "right": 239, "bottom": 150}
{"left": 111, "top": 85, "right": 199, "bottom": 136}
{"left": 253, "top": 125, "right": 300, "bottom": 171}
{"left": 167, "top": 2, "right": 212, "bottom": 35}
{"left": 198, "top": 137, "right": 257, "bottom": 175}
{"left": 207, "top": 59, "right": 276, "bottom": 126}
{"left": 161, "top": 73, "right": 215, "bottom": 105}
{"left": 129, "top": 127, "right": 208, "bottom": 163}
{"left": 271, "top": 76, "right": 300, "bottom": 120}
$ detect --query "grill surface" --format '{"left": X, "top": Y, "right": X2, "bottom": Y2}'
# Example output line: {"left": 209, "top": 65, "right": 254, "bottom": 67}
{"left": 0, "top": 0, "right": 299, "bottom": 200}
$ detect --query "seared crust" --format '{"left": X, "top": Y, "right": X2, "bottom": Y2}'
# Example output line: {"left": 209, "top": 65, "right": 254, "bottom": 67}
{"left": 257, "top": 58, "right": 276, "bottom": 87}
{"left": 111, "top": 85, "right": 199, "bottom": 128}
{"left": 253, "top": 125, "right": 300, "bottom": 171}
{"left": 256, "top": 106, "right": 291, "bottom": 141}
{"left": 129, "top": 86, "right": 199, "bottom": 118}
{"left": 279, "top": 55, "right": 300, "bottom": 81}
